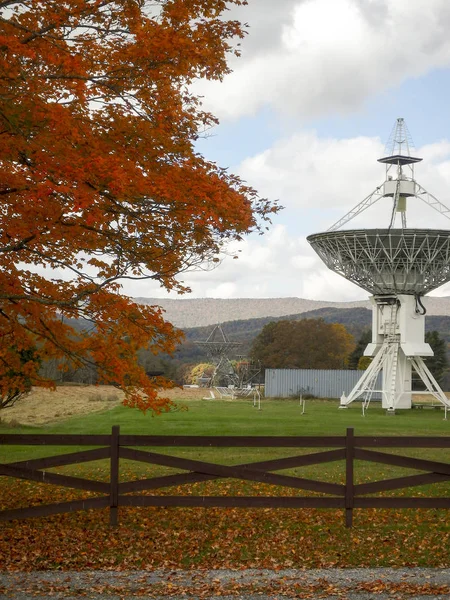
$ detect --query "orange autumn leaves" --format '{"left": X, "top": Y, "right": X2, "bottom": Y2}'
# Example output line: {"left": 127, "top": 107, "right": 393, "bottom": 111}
{"left": 2, "top": 478, "right": 450, "bottom": 573}
{"left": 0, "top": 1, "right": 279, "bottom": 411}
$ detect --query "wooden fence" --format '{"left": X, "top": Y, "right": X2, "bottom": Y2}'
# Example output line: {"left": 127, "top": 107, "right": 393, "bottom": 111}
{"left": 1, "top": 427, "right": 450, "bottom": 527}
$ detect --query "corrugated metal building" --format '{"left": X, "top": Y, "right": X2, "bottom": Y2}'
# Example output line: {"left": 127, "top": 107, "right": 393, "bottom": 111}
{"left": 265, "top": 368, "right": 382, "bottom": 400}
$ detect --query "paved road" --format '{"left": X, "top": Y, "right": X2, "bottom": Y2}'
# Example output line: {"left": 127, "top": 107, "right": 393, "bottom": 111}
{"left": 1, "top": 568, "right": 450, "bottom": 599}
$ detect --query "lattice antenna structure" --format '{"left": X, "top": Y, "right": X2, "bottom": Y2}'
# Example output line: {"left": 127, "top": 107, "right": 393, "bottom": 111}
{"left": 194, "top": 324, "right": 241, "bottom": 387}
{"left": 377, "top": 117, "right": 422, "bottom": 225}
{"left": 326, "top": 117, "right": 450, "bottom": 233}
{"left": 307, "top": 119, "right": 450, "bottom": 413}
{"left": 236, "top": 356, "right": 262, "bottom": 388}
{"left": 383, "top": 117, "right": 416, "bottom": 157}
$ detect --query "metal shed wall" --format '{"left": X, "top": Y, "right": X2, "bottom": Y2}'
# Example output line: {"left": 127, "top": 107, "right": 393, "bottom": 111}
{"left": 265, "top": 368, "right": 382, "bottom": 400}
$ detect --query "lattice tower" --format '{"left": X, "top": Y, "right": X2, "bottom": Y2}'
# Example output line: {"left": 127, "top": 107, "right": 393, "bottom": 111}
{"left": 194, "top": 324, "right": 241, "bottom": 387}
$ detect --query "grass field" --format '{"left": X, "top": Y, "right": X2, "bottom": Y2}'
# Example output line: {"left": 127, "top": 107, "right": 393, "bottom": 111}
{"left": 3, "top": 395, "right": 450, "bottom": 435}
{"left": 1, "top": 395, "right": 450, "bottom": 572}
{"left": 2, "top": 396, "right": 449, "bottom": 463}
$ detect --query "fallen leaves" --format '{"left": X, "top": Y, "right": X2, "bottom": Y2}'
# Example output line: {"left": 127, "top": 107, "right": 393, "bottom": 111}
{"left": 1, "top": 476, "right": 450, "bottom": 573}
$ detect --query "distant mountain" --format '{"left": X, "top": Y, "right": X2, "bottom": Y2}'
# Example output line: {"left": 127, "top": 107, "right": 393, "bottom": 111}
{"left": 135, "top": 295, "right": 450, "bottom": 329}
{"left": 184, "top": 306, "right": 370, "bottom": 341}
{"left": 176, "top": 306, "right": 450, "bottom": 364}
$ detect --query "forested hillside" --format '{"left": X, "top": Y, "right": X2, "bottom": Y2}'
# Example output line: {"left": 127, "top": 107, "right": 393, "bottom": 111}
{"left": 182, "top": 307, "right": 372, "bottom": 355}
{"left": 177, "top": 307, "right": 450, "bottom": 368}
{"left": 39, "top": 307, "right": 450, "bottom": 386}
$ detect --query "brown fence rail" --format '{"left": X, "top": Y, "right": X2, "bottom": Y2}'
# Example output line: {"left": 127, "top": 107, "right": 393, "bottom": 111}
{"left": 1, "top": 426, "right": 450, "bottom": 527}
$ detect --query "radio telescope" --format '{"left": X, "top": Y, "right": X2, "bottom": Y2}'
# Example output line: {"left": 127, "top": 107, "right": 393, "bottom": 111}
{"left": 307, "top": 118, "right": 450, "bottom": 412}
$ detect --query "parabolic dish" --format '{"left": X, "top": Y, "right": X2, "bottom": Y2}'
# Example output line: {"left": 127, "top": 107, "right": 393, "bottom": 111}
{"left": 307, "top": 229, "right": 450, "bottom": 296}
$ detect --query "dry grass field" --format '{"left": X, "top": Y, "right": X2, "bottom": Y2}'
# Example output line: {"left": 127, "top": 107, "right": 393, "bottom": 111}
{"left": 0, "top": 385, "right": 206, "bottom": 426}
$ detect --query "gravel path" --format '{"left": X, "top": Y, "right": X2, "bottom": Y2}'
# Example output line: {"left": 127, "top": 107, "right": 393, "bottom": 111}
{"left": 1, "top": 568, "right": 450, "bottom": 599}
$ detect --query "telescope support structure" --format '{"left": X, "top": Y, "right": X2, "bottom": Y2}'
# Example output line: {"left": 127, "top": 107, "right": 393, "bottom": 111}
{"left": 340, "top": 295, "right": 450, "bottom": 412}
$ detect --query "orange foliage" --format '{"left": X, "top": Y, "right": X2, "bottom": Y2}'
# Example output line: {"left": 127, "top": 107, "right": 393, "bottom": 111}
{"left": 0, "top": 0, "right": 279, "bottom": 412}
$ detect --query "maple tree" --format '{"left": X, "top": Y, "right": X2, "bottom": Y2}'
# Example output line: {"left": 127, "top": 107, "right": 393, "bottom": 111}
{"left": 0, "top": 0, "right": 278, "bottom": 412}
{"left": 250, "top": 319, "right": 355, "bottom": 370}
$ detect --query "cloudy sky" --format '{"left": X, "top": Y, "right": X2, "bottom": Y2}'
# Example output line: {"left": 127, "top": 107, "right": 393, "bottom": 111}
{"left": 130, "top": 0, "right": 450, "bottom": 302}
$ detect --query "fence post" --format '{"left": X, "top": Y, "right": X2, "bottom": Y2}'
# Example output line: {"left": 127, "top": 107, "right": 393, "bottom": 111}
{"left": 110, "top": 425, "right": 120, "bottom": 526}
{"left": 345, "top": 427, "right": 354, "bottom": 528}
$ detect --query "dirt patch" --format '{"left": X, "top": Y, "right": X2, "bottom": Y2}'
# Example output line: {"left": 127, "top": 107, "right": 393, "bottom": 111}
{"left": 0, "top": 385, "right": 207, "bottom": 426}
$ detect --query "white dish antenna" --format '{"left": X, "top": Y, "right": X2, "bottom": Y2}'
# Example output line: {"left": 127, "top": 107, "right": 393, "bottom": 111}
{"left": 307, "top": 119, "right": 450, "bottom": 413}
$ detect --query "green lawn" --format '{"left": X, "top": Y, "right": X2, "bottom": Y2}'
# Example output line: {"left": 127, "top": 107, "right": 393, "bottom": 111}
{"left": 2, "top": 396, "right": 450, "bottom": 436}
{"left": 1, "top": 397, "right": 449, "bottom": 479}
{"left": 1, "top": 397, "right": 450, "bottom": 465}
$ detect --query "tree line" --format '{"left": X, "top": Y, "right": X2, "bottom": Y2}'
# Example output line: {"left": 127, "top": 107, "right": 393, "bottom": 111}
{"left": 183, "top": 318, "right": 448, "bottom": 388}
{"left": 2, "top": 314, "right": 448, "bottom": 409}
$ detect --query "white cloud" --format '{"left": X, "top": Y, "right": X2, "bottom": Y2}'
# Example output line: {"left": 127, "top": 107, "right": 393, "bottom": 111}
{"left": 291, "top": 255, "right": 316, "bottom": 269}
{"left": 196, "top": 0, "right": 450, "bottom": 121}
{"left": 239, "top": 131, "right": 450, "bottom": 229}
{"left": 129, "top": 1, "right": 450, "bottom": 303}
{"left": 127, "top": 128, "right": 450, "bottom": 302}
{"left": 300, "top": 267, "right": 364, "bottom": 302}
{"left": 127, "top": 222, "right": 368, "bottom": 302}
{"left": 203, "top": 281, "right": 238, "bottom": 298}
{"left": 238, "top": 132, "right": 383, "bottom": 222}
